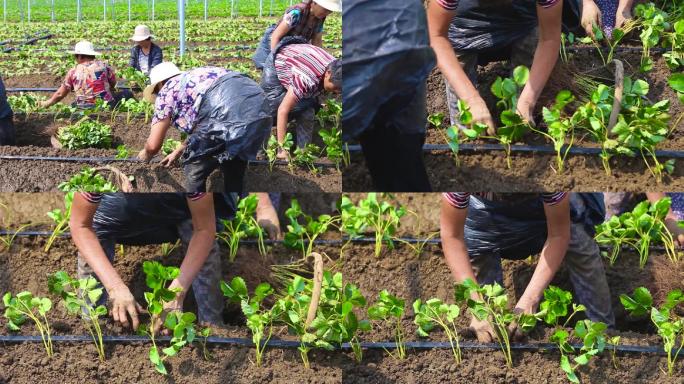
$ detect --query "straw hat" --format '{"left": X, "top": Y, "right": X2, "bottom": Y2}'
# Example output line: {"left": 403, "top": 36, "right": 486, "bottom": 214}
{"left": 314, "top": 0, "right": 341, "bottom": 12}
{"left": 143, "top": 62, "right": 181, "bottom": 103}
{"left": 131, "top": 25, "right": 154, "bottom": 42}
{"left": 68, "top": 40, "right": 101, "bottom": 56}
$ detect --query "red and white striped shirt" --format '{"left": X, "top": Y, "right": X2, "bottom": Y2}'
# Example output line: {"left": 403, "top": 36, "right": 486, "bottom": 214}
{"left": 434, "top": 0, "right": 560, "bottom": 10}
{"left": 275, "top": 44, "right": 335, "bottom": 102}
{"left": 443, "top": 192, "right": 567, "bottom": 209}
{"left": 81, "top": 192, "right": 206, "bottom": 204}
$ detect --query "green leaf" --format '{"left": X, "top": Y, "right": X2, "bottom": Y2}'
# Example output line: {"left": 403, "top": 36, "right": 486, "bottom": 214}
{"left": 513, "top": 66, "right": 530, "bottom": 87}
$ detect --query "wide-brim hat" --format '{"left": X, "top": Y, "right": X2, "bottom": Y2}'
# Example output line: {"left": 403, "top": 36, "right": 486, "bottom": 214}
{"left": 314, "top": 0, "right": 341, "bottom": 12}
{"left": 131, "top": 25, "right": 154, "bottom": 42}
{"left": 143, "top": 62, "right": 181, "bottom": 103}
{"left": 69, "top": 40, "right": 101, "bottom": 56}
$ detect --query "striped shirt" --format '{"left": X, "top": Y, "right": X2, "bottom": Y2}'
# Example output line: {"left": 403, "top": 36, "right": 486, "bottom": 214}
{"left": 81, "top": 192, "right": 206, "bottom": 204}
{"left": 443, "top": 192, "right": 567, "bottom": 209}
{"left": 435, "top": 0, "right": 560, "bottom": 10}
{"left": 275, "top": 44, "right": 335, "bottom": 102}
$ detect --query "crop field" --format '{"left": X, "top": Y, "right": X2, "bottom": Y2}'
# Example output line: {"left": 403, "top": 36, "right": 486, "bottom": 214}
{"left": 0, "top": 193, "right": 683, "bottom": 383}
{"left": 0, "top": 14, "right": 343, "bottom": 192}
{"left": 344, "top": 2, "right": 684, "bottom": 192}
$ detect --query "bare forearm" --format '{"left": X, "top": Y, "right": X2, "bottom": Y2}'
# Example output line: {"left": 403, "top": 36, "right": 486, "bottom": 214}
{"left": 173, "top": 229, "right": 215, "bottom": 291}
{"left": 618, "top": 0, "right": 634, "bottom": 12}
{"left": 431, "top": 37, "right": 480, "bottom": 100}
{"left": 71, "top": 227, "right": 126, "bottom": 293}
{"left": 518, "top": 38, "right": 559, "bottom": 109}
{"left": 518, "top": 236, "right": 568, "bottom": 309}
{"left": 442, "top": 236, "right": 477, "bottom": 283}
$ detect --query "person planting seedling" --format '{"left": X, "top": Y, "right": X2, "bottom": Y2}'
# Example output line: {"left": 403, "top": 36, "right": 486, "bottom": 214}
{"left": 261, "top": 40, "right": 341, "bottom": 161}
{"left": 343, "top": 0, "right": 435, "bottom": 192}
{"left": 41, "top": 41, "right": 133, "bottom": 110}
{"left": 68, "top": 192, "right": 279, "bottom": 329}
{"left": 0, "top": 74, "right": 16, "bottom": 146}
{"left": 440, "top": 192, "right": 616, "bottom": 351}
{"left": 128, "top": 25, "right": 163, "bottom": 76}
{"left": 252, "top": 0, "right": 340, "bottom": 70}
{"left": 138, "top": 62, "right": 272, "bottom": 193}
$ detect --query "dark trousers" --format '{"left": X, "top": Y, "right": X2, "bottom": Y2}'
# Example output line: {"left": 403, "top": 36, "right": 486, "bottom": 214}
{"left": 0, "top": 116, "right": 16, "bottom": 145}
{"left": 184, "top": 156, "right": 248, "bottom": 193}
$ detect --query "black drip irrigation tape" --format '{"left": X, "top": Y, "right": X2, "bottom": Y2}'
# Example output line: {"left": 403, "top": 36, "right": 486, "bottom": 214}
{"left": 0, "top": 155, "right": 339, "bottom": 168}
{"left": 7, "top": 87, "right": 59, "bottom": 92}
{"left": 0, "top": 335, "right": 669, "bottom": 355}
{"left": 565, "top": 46, "right": 670, "bottom": 54}
{"left": 346, "top": 143, "right": 684, "bottom": 159}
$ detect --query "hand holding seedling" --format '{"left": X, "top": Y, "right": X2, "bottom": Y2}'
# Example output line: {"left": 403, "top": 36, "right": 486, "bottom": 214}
{"left": 109, "top": 283, "right": 144, "bottom": 330}
{"left": 256, "top": 193, "right": 281, "bottom": 240}
{"left": 160, "top": 142, "right": 186, "bottom": 168}
{"left": 463, "top": 95, "right": 496, "bottom": 135}
{"left": 137, "top": 148, "right": 154, "bottom": 163}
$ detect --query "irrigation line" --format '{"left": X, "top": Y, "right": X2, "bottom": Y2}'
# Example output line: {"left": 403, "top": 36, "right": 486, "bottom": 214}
{"left": 345, "top": 144, "right": 684, "bottom": 159}
{"left": 0, "top": 334, "right": 670, "bottom": 356}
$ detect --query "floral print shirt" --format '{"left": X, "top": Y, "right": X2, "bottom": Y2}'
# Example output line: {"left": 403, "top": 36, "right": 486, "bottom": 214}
{"left": 152, "top": 67, "right": 230, "bottom": 133}
{"left": 63, "top": 60, "right": 116, "bottom": 108}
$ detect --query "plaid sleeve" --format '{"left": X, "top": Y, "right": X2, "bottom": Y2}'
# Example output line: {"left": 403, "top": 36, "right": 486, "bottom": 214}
{"left": 541, "top": 192, "right": 567, "bottom": 205}
{"left": 434, "top": 0, "right": 459, "bottom": 11}
{"left": 80, "top": 192, "right": 103, "bottom": 204}
{"left": 443, "top": 193, "right": 471, "bottom": 209}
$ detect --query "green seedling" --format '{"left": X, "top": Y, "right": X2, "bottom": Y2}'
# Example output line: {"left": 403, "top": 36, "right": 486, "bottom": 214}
{"left": 368, "top": 290, "right": 406, "bottom": 359}
{"left": 292, "top": 143, "right": 322, "bottom": 174}
{"left": 47, "top": 271, "right": 107, "bottom": 361}
{"left": 58, "top": 167, "right": 119, "bottom": 192}
{"left": 532, "top": 90, "right": 577, "bottom": 173}
{"left": 536, "top": 285, "right": 586, "bottom": 328}
{"left": 455, "top": 279, "right": 529, "bottom": 368}
{"left": 221, "top": 276, "right": 274, "bottom": 367}
{"left": 551, "top": 320, "right": 609, "bottom": 383}
{"left": 142, "top": 261, "right": 196, "bottom": 375}
{"left": 490, "top": 65, "right": 531, "bottom": 168}
{"left": 441, "top": 100, "right": 490, "bottom": 166}
{"left": 217, "top": 194, "right": 266, "bottom": 262}
{"left": 45, "top": 191, "right": 74, "bottom": 252}
{"left": 273, "top": 273, "right": 316, "bottom": 368}
{"left": 594, "top": 197, "right": 679, "bottom": 267}
{"left": 0, "top": 202, "right": 29, "bottom": 250}
{"left": 283, "top": 199, "right": 337, "bottom": 258}
{"left": 119, "top": 67, "right": 148, "bottom": 89}
{"left": 621, "top": 286, "right": 684, "bottom": 376}
{"left": 199, "top": 327, "right": 212, "bottom": 360}
{"left": 2, "top": 291, "right": 53, "bottom": 357}
{"left": 575, "top": 83, "right": 618, "bottom": 175}
{"left": 669, "top": 73, "right": 684, "bottom": 105}
{"left": 317, "top": 99, "right": 347, "bottom": 169}
{"left": 115, "top": 144, "right": 131, "bottom": 159}
{"left": 339, "top": 194, "right": 406, "bottom": 257}
{"left": 161, "top": 138, "right": 182, "bottom": 156}
{"left": 115, "top": 98, "right": 154, "bottom": 124}
{"left": 663, "top": 19, "right": 683, "bottom": 70}
{"left": 160, "top": 239, "right": 180, "bottom": 257}
{"left": 57, "top": 118, "right": 112, "bottom": 149}
{"left": 560, "top": 32, "right": 575, "bottom": 63}
{"left": 265, "top": 133, "right": 294, "bottom": 172}
{"left": 413, "top": 297, "right": 462, "bottom": 365}
{"left": 635, "top": 2, "right": 670, "bottom": 72}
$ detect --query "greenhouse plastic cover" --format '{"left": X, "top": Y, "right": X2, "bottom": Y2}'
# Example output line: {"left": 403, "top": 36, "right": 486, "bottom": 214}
{"left": 341, "top": 0, "right": 436, "bottom": 141}
{"left": 184, "top": 71, "right": 272, "bottom": 164}
{"left": 92, "top": 193, "right": 237, "bottom": 244}
{"left": 260, "top": 36, "right": 319, "bottom": 119}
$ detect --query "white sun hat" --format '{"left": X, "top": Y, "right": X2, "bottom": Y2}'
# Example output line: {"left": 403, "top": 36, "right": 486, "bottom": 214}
{"left": 69, "top": 40, "right": 101, "bottom": 56}
{"left": 131, "top": 25, "right": 155, "bottom": 42}
{"left": 143, "top": 62, "right": 182, "bottom": 103}
{"left": 314, "top": 0, "right": 341, "bottom": 12}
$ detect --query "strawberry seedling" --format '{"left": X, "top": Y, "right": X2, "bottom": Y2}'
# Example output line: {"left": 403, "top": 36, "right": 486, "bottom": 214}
{"left": 551, "top": 320, "right": 609, "bottom": 383}
{"left": 265, "top": 133, "right": 293, "bottom": 172}
{"left": 338, "top": 194, "right": 406, "bottom": 257}
{"left": 575, "top": 83, "right": 616, "bottom": 175}
{"left": 57, "top": 118, "right": 113, "bottom": 150}
{"left": 621, "top": 286, "right": 684, "bottom": 376}
{"left": 45, "top": 191, "right": 74, "bottom": 252}
{"left": 221, "top": 276, "right": 274, "bottom": 367}
{"left": 161, "top": 138, "right": 182, "bottom": 156}
{"left": 283, "top": 199, "right": 337, "bottom": 258}
{"left": 57, "top": 167, "right": 119, "bottom": 192}
{"left": 217, "top": 194, "right": 266, "bottom": 262}
{"left": 368, "top": 290, "right": 406, "bottom": 360}
{"left": 490, "top": 65, "right": 531, "bottom": 168}
{"left": 413, "top": 297, "right": 462, "bottom": 365}
{"left": 115, "top": 144, "right": 131, "bottom": 159}
{"left": 635, "top": 2, "right": 670, "bottom": 72}
{"left": 47, "top": 271, "right": 108, "bottom": 361}
{"left": 273, "top": 273, "right": 318, "bottom": 368}
{"left": 292, "top": 143, "right": 322, "bottom": 174}
{"left": 532, "top": 90, "right": 577, "bottom": 173}
{"left": 2, "top": 291, "right": 54, "bottom": 357}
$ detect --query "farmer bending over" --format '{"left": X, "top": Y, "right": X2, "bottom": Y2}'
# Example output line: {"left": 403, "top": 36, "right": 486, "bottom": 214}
{"left": 440, "top": 192, "right": 615, "bottom": 341}
{"left": 70, "top": 192, "right": 280, "bottom": 329}
{"left": 0, "top": 75, "right": 15, "bottom": 145}
{"left": 129, "top": 25, "right": 163, "bottom": 76}
{"left": 41, "top": 41, "right": 133, "bottom": 110}
{"left": 253, "top": 0, "right": 340, "bottom": 70}
{"left": 263, "top": 41, "right": 340, "bottom": 160}
{"left": 138, "top": 63, "right": 272, "bottom": 192}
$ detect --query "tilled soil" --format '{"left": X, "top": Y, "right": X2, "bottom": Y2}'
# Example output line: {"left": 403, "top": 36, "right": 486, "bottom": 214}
{"left": 1, "top": 232, "right": 682, "bottom": 382}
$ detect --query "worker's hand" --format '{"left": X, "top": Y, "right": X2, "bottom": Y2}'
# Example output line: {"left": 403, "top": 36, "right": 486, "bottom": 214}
{"left": 464, "top": 95, "right": 496, "bottom": 136}
{"left": 109, "top": 284, "right": 144, "bottom": 331}
{"left": 468, "top": 315, "right": 497, "bottom": 343}
{"left": 516, "top": 99, "right": 536, "bottom": 128}
{"left": 581, "top": 0, "right": 602, "bottom": 39}
{"left": 39, "top": 100, "right": 51, "bottom": 109}
{"left": 506, "top": 307, "right": 532, "bottom": 342}
{"left": 137, "top": 148, "right": 153, "bottom": 163}
{"left": 160, "top": 146, "right": 184, "bottom": 168}
{"left": 151, "top": 287, "right": 185, "bottom": 336}
{"left": 665, "top": 217, "right": 684, "bottom": 247}
{"left": 615, "top": 7, "right": 633, "bottom": 30}
{"left": 257, "top": 201, "right": 281, "bottom": 240}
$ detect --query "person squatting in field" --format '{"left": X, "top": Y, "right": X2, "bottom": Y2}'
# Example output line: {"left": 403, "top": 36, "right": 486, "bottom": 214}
{"left": 252, "top": 0, "right": 341, "bottom": 70}
{"left": 41, "top": 41, "right": 133, "bottom": 110}
{"left": 70, "top": 192, "right": 280, "bottom": 329}
{"left": 440, "top": 192, "right": 615, "bottom": 342}
{"left": 342, "top": 0, "right": 436, "bottom": 192}
{"left": 129, "top": 25, "right": 164, "bottom": 76}
{"left": 138, "top": 63, "right": 272, "bottom": 193}
{"left": 604, "top": 192, "right": 684, "bottom": 244}
{"left": 427, "top": 0, "right": 636, "bottom": 131}
{"left": 261, "top": 41, "right": 341, "bottom": 160}
{"left": 0, "top": 74, "right": 15, "bottom": 146}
